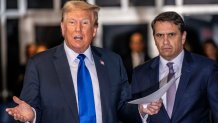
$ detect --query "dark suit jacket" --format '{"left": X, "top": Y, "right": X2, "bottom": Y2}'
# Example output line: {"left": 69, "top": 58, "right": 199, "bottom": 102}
{"left": 131, "top": 50, "right": 218, "bottom": 123}
{"left": 123, "top": 53, "right": 150, "bottom": 83}
{"left": 19, "top": 44, "right": 141, "bottom": 123}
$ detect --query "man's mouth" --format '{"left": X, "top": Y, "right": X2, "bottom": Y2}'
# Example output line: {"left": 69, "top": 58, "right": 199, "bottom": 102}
{"left": 74, "top": 35, "right": 83, "bottom": 41}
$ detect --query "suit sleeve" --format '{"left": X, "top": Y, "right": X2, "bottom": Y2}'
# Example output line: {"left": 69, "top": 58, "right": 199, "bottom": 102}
{"left": 20, "top": 58, "right": 41, "bottom": 123}
{"left": 207, "top": 63, "right": 218, "bottom": 122}
{"left": 116, "top": 56, "right": 142, "bottom": 123}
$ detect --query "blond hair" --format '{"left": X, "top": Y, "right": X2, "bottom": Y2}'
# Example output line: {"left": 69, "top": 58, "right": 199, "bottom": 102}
{"left": 61, "top": 0, "right": 100, "bottom": 26}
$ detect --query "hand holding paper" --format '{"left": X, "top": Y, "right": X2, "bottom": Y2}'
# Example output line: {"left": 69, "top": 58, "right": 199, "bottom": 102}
{"left": 139, "top": 99, "right": 163, "bottom": 116}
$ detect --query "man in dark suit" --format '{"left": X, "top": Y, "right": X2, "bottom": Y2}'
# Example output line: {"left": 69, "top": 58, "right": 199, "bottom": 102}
{"left": 123, "top": 32, "right": 150, "bottom": 82}
{"left": 131, "top": 11, "right": 218, "bottom": 123}
{"left": 5, "top": 1, "right": 162, "bottom": 123}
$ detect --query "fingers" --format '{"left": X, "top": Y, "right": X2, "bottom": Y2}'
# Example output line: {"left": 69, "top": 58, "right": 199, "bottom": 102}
{"left": 150, "top": 99, "right": 162, "bottom": 109}
{"left": 148, "top": 99, "right": 162, "bottom": 114}
{"left": 6, "top": 108, "right": 18, "bottom": 119}
{"left": 5, "top": 96, "right": 33, "bottom": 122}
{"left": 146, "top": 103, "right": 160, "bottom": 115}
{"left": 6, "top": 107, "right": 17, "bottom": 116}
{"left": 6, "top": 107, "right": 29, "bottom": 122}
{"left": 14, "top": 113, "right": 28, "bottom": 122}
{"left": 138, "top": 104, "right": 148, "bottom": 117}
{"left": 140, "top": 99, "right": 163, "bottom": 115}
{"left": 13, "top": 96, "right": 23, "bottom": 105}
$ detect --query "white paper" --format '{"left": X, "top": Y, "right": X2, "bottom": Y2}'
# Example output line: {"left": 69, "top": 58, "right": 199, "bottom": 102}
{"left": 128, "top": 74, "right": 181, "bottom": 104}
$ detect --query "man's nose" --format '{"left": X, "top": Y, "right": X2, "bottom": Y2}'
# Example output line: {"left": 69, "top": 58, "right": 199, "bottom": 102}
{"left": 163, "top": 34, "right": 170, "bottom": 44}
{"left": 75, "top": 23, "right": 82, "bottom": 32}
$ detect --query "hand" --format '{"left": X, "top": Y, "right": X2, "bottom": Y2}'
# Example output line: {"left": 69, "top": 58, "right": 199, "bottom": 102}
{"left": 6, "top": 96, "right": 35, "bottom": 122}
{"left": 139, "top": 99, "right": 162, "bottom": 116}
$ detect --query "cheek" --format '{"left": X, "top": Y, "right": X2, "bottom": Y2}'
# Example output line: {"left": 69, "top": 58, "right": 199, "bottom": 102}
{"left": 85, "top": 28, "right": 95, "bottom": 38}
{"left": 66, "top": 27, "right": 74, "bottom": 34}
{"left": 154, "top": 40, "right": 159, "bottom": 46}
{"left": 155, "top": 41, "right": 162, "bottom": 49}
{"left": 84, "top": 24, "right": 96, "bottom": 34}
{"left": 174, "top": 41, "right": 183, "bottom": 52}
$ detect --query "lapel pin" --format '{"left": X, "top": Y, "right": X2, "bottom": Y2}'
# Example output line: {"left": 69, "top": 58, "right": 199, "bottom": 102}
{"left": 100, "top": 60, "right": 104, "bottom": 65}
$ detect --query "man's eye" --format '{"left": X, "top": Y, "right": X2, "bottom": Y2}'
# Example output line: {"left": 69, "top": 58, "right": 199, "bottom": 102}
{"left": 69, "top": 21, "right": 75, "bottom": 24}
{"left": 156, "top": 34, "right": 163, "bottom": 38}
{"left": 168, "top": 33, "right": 176, "bottom": 37}
{"left": 82, "top": 21, "right": 89, "bottom": 25}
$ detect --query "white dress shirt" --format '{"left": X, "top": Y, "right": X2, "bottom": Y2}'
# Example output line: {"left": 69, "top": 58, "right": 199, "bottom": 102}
{"left": 159, "top": 50, "right": 184, "bottom": 108}
{"left": 141, "top": 50, "right": 184, "bottom": 123}
{"left": 64, "top": 42, "right": 102, "bottom": 123}
{"left": 31, "top": 43, "right": 102, "bottom": 123}
{"left": 131, "top": 52, "right": 144, "bottom": 68}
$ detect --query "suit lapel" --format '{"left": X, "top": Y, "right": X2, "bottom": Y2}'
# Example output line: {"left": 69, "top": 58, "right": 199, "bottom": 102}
{"left": 150, "top": 57, "right": 162, "bottom": 96}
{"left": 53, "top": 44, "right": 79, "bottom": 123}
{"left": 150, "top": 57, "right": 171, "bottom": 122}
{"left": 150, "top": 57, "right": 160, "bottom": 86}
{"left": 92, "top": 47, "right": 110, "bottom": 123}
{"left": 171, "top": 51, "right": 194, "bottom": 122}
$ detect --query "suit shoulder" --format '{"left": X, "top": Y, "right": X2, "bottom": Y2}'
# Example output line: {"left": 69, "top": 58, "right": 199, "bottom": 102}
{"left": 92, "top": 46, "right": 121, "bottom": 59}
{"left": 186, "top": 52, "right": 218, "bottom": 75}
{"left": 30, "top": 44, "right": 61, "bottom": 63}
{"left": 191, "top": 52, "right": 215, "bottom": 66}
{"left": 134, "top": 57, "right": 158, "bottom": 73}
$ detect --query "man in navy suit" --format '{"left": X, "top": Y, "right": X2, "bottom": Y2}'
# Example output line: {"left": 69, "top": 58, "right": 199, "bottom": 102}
{"left": 5, "top": 1, "right": 162, "bottom": 123}
{"left": 131, "top": 11, "right": 218, "bottom": 123}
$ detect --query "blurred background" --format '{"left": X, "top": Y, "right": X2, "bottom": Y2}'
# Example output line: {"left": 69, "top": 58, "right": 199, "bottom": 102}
{"left": 1, "top": 0, "right": 218, "bottom": 122}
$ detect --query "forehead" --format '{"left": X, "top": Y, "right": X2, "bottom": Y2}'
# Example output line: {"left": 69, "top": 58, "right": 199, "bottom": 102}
{"left": 154, "top": 21, "right": 179, "bottom": 33}
{"left": 64, "top": 10, "right": 94, "bottom": 20}
{"left": 205, "top": 43, "right": 215, "bottom": 47}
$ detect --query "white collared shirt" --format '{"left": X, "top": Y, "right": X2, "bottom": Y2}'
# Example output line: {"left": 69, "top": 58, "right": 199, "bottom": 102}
{"left": 131, "top": 52, "right": 144, "bottom": 68}
{"left": 64, "top": 42, "right": 102, "bottom": 123}
{"left": 159, "top": 50, "right": 184, "bottom": 109}
{"left": 141, "top": 50, "right": 184, "bottom": 123}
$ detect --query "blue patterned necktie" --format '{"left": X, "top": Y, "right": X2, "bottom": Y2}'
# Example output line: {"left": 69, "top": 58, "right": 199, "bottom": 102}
{"left": 77, "top": 54, "right": 96, "bottom": 123}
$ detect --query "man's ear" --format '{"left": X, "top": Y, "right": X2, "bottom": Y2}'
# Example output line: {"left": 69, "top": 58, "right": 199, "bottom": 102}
{"left": 93, "top": 26, "right": 98, "bottom": 37}
{"left": 60, "top": 22, "right": 65, "bottom": 36}
{"left": 182, "top": 31, "right": 187, "bottom": 45}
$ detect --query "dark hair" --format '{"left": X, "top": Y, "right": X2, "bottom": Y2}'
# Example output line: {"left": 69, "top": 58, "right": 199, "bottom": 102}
{"left": 203, "top": 38, "right": 218, "bottom": 49}
{"left": 151, "top": 11, "right": 185, "bottom": 35}
{"left": 202, "top": 38, "right": 218, "bottom": 61}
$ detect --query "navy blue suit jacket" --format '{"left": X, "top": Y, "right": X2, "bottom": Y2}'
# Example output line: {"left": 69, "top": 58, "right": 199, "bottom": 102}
{"left": 131, "top": 50, "right": 218, "bottom": 123}
{"left": 19, "top": 44, "right": 141, "bottom": 123}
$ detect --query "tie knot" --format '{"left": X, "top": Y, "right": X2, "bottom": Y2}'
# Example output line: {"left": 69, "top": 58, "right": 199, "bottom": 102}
{"left": 167, "top": 62, "right": 174, "bottom": 74}
{"left": 77, "top": 54, "right": 86, "bottom": 61}
{"left": 167, "top": 62, "right": 173, "bottom": 68}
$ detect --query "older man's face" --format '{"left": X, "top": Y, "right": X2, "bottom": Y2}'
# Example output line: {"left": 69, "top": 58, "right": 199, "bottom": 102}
{"left": 61, "top": 10, "right": 97, "bottom": 53}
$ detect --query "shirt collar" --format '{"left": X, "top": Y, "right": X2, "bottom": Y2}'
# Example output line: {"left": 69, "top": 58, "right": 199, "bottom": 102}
{"left": 159, "top": 49, "right": 184, "bottom": 70}
{"left": 64, "top": 42, "right": 94, "bottom": 64}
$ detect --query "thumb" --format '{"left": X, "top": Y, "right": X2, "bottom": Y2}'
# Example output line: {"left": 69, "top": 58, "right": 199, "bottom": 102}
{"left": 13, "top": 96, "right": 23, "bottom": 105}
